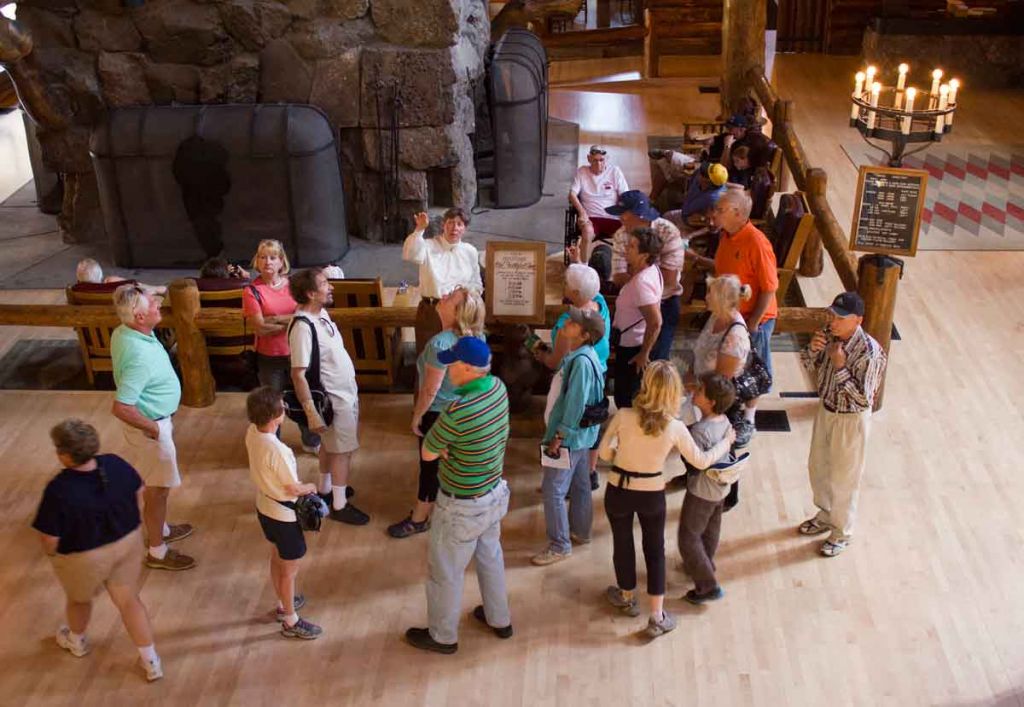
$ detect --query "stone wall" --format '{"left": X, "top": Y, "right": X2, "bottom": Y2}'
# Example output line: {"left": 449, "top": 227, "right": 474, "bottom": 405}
{"left": 13, "top": 0, "right": 489, "bottom": 242}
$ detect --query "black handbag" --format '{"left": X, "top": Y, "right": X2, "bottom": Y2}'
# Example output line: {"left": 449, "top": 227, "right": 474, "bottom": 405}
{"left": 275, "top": 493, "right": 329, "bottom": 532}
{"left": 609, "top": 316, "right": 644, "bottom": 350}
{"left": 561, "top": 352, "right": 609, "bottom": 428}
{"left": 282, "top": 316, "right": 335, "bottom": 426}
{"left": 721, "top": 320, "right": 773, "bottom": 402}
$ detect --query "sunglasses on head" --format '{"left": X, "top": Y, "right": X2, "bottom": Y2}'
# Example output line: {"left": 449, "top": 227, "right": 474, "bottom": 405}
{"left": 318, "top": 316, "right": 336, "bottom": 337}
{"left": 590, "top": 150, "right": 607, "bottom": 156}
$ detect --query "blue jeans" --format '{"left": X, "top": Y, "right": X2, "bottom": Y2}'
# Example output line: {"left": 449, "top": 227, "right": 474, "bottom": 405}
{"left": 427, "top": 481, "right": 511, "bottom": 644}
{"left": 651, "top": 295, "right": 680, "bottom": 361}
{"left": 542, "top": 447, "right": 594, "bottom": 554}
{"left": 748, "top": 317, "right": 775, "bottom": 387}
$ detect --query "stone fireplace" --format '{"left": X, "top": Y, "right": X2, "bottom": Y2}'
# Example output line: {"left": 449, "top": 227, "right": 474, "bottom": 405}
{"left": 9, "top": 0, "right": 490, "bottom": 245}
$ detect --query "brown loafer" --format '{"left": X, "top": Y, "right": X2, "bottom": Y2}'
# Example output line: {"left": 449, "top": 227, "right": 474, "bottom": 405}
{"left": 145, "top": 548, "right": 197, "bottom": 571}
{"left": 163, "top": 523, "right": 194, "bottom": 544}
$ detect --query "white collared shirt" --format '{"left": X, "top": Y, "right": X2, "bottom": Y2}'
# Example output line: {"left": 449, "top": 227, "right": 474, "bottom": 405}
{"left": 402, "top": 229, "right": 483, "bottom": 299}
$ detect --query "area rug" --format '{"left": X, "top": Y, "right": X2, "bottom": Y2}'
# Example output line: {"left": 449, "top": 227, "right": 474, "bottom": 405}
{"left": 841, "top": 143, "right": 1024, "bottom": 251}
{"left": 0, "top": 339, "right": 97, "bottom": 391}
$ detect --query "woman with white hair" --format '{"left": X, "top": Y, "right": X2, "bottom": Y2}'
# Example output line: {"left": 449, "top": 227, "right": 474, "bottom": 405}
{"left": 534, "top": 263, "right": 611, "bottom": 486}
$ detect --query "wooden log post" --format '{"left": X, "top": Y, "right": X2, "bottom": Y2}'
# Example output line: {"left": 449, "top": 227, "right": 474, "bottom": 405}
{"left": 642, "top": 8, "right": 657, "bottom": 79}
{"left": 722, "top": 0, "right": 766, "bottom": 115}
{"left": 772, "top": 99, "right": 793, "bottom": 193}
{"left": 168, "top": 278, "right": 215, "bottom": 408}
{"left": 800, "top": 168, "right": 827, "bottom": 277}
{"left": 804, "top": 167, "right": 859, "bottom": 290}
{"left": 857, "top": 254, "right": 901, "bottom": 411}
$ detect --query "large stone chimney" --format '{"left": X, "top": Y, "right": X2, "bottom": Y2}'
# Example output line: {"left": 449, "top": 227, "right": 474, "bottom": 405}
{"left": 12, "top": 0, "right": 489, "bottom": 244}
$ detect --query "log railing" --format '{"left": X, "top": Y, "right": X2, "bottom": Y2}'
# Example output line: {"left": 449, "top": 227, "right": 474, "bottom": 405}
{"left": 0, "top": 277, "right": 831, "bottom": 408}
{"left": 746, "top": 66, "right": 860, "bottom": 292}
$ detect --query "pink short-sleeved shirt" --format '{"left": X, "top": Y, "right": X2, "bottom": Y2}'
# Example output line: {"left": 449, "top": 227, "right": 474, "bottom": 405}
{"left": 613, "top": 264, "right": 663, "bottom": 347}
{"left": 242, "top": 280, "right": 298, "bottom": 356}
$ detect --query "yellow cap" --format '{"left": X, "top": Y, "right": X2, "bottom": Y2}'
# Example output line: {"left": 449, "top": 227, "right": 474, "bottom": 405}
{"left": 708, "top": 163, "right": 729, "bottom": 187}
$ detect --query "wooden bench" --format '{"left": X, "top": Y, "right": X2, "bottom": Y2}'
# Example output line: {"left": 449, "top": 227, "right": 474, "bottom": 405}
{"left": 65, "top": 285, "right": 120, "bottom": 386}
{"left": 329, "top": 278, "right": 400, "bottom": 391}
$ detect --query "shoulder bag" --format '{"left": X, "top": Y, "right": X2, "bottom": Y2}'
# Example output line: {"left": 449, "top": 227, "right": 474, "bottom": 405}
{"left": 560, "top": 351, "right": 610, "bottom": 428}
{"left": 282, "top": 316, "right": 335, "bottom": 426}
{"left": 720, "top": 320, "right": 772, "bottom": 402}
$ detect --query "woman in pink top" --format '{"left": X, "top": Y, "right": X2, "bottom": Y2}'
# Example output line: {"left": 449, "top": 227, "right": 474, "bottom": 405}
{"left": 242, "top": 239, "right": 320, "bottom": 452}
{"left": 611, "top": 227, "right": 663, "bottom": 409}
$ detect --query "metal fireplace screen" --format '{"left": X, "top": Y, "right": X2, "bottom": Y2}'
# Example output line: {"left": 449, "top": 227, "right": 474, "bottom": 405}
{"left": 489, "top": 28, "right": 548, "bottom": 209}
{"left": 90, "top": 104, "right": 348, "bottom": 268}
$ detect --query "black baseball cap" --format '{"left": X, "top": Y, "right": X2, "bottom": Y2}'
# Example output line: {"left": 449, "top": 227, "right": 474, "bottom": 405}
{"left": 829, "top": 292, "right": 865, "bottom": 318}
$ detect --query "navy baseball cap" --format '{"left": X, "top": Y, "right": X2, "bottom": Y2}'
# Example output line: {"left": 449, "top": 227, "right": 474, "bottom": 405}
{"left": 605, "top": 190, "right": 660, "bottom": 221}
{"left": 725, "top": 114, "right": 750, "bottom": 128}
{"left": 437, "top": 336, "right": 492, "bottom": 367}
{"left": 829, "top": 292, "right": 865, "bottom": 317}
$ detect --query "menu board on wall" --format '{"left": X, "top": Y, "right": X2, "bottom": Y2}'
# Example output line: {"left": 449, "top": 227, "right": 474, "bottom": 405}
{"left": 485, "top": 241, "right": 547, "bottom": 324}
{"left": 849, "top": 165, "right": 928, "bottom": 257}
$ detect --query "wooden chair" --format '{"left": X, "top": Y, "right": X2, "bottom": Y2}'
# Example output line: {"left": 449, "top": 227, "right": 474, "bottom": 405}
{"left": 329, "top": 278, "right": 400, "bottom": 391}
{"left": 65, "top": 286, "right": 119, "bottom": 386}
{"left": 765, "top": 191, "right": 815, "bottom": 304}
{"left": 196, "top": 284, "right": 259, "bottom": 389}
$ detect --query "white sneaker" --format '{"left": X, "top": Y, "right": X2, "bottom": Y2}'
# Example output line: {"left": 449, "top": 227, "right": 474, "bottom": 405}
{"left": 56, "top": 626, "right": 89, "bottom": 657}
{"left": 140, "top": 656, "right": 164, "bottom": 682}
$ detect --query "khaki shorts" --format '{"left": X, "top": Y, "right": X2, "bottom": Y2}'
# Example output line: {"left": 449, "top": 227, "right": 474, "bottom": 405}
{"left": 322, "top": 397, "right": 359, "bottom": 454}
{"left": 122, "top": 416, "right": 181, "bottom": 488}
{"left": 51, "top": 528, "right": 144, "bottom": 603}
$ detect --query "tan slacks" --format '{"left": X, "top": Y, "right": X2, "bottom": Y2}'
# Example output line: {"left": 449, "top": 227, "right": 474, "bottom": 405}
{"left": 807, "top": 404, "right": 872, "bottom": 542}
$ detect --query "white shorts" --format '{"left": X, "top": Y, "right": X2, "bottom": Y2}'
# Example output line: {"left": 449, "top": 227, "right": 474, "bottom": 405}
{"left": 322, "top": 397, "right": 359, "bottom": 455}
{"left": 121, "top": 416, "right": 181, "bottom": 488}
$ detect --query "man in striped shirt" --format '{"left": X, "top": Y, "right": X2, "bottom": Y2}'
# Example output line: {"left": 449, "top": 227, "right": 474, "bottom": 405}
{"left": 798, "top": 292, "right": 887, "bottom": 557}
{"left": 405, "top": 337, "right": 513, "bottom": 654}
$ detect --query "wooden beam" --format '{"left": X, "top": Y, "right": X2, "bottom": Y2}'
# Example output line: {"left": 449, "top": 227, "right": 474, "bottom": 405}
{"left": 805, "top": 168, "right": 860, "bottom": 292}
{"left": 722, "top": 0, "right": 766, "bottom": 113}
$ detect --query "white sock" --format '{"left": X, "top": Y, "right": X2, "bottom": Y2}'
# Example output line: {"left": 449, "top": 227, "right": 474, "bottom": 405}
{"left": 283, "top": 612, "right": 299, "bottom": 627}
{"left": 162, "top": 522, "right": 170, "bottom": 536}
{"left": 744, "top": 406, "right": 757, "bottom": 423}
{"left": 69, "top": 629, "right": 86, "bottom": 644}
{"left": 148, "top": 543, "right": 168, "bottom": 560}
{"left": 318, "top": 473, "right": 332, "bottom": 495}
{"left": 137, "top": 644, "right": 159, "bottom": 663}
{"left": 331, "top": 486, "right": 347, "bottom": 511}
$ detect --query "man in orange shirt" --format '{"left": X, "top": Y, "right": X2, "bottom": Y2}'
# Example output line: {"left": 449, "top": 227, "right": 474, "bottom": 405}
{"left": 708, "top": 189, "right": 778, "bottom": 449}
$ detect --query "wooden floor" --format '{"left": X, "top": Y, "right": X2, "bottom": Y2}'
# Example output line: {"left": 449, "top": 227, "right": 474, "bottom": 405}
{"left": 2, "top": 55, "right": 1024, "bottom": 705}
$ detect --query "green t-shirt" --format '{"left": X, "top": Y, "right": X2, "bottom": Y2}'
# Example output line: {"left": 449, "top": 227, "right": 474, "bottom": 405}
{"left": 423, "top": 375, "right": 510, "bottom": 496}
{"left": 111, "top": 325, "right": 181, "bottom": 420}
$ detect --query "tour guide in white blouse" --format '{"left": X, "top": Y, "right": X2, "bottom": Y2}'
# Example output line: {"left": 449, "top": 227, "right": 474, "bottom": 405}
{"left": 402, "top": 208, "right": 483, "bottom": 354}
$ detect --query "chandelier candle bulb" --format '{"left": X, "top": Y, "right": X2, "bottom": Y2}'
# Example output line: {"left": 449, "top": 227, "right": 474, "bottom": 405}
{"left": 902, "top": 87, "right": 916, "bottom": 135}
{"left": 866, "top": 65, "right": 877, "bottom": 86}
{"left": 934, "top": 84, "right": 949, "bottom": 135}
{"left": 896, "top": 63, "right": 909, "bottom": 91}
{"left": 866, "top": 82, "right": 881, "bottom": 131}
{"left": 947, "top": 79, "right": 960, "bottom": 127}
{"left": 930, "top": 69, "right": 943, "bottom": 100}
{"left": 852, "top": 71, "right": 866, "bottom": 119}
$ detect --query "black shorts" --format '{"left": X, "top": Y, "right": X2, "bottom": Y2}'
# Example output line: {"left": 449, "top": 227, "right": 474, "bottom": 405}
{"left": 258, "top": 512, "right": 306, "bottom": 561}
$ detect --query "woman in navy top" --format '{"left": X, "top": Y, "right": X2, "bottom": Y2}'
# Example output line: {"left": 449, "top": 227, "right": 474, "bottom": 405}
{"left": 32, "top": 419, "right": 164, "bottom": 682}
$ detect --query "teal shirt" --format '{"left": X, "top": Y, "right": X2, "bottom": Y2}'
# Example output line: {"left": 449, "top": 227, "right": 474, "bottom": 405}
{"left": 551, "top": 293, "right": 611, "bottom": 372}
{"left": 110, "top": 325, "right": 181, "bottom": 420}
{"left": 417, "top": 330, "right": 486, "bottom": 413}
{"left": 544, "top": 345, "right": 603, "bottom": 450}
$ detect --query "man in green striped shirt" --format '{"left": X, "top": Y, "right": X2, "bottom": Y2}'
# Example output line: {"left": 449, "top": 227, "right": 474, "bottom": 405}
{"left": 405, "top": 337, "right": 513, "bottom": 654}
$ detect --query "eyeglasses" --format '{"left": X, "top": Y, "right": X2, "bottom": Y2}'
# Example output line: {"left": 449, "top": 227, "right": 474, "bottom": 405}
{"left": 319, "top": 317, "right": 336, "bottom": 337}
{"left": 590, "top": 150, "right": 607, "bottom": 156}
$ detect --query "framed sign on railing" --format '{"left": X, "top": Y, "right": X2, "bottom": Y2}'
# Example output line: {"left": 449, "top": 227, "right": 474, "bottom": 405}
{"left": 485, "top": 241, "right": 547, "bottom": 325}
{"left": 849, "top": 165, "right": 928, "bottom": 257}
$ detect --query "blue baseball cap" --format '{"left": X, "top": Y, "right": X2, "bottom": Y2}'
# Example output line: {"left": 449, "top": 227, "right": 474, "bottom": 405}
{"left": 725, "top": 114, "right": 750, "bottom": 128}
{"left": 437, "top": 336, "right": 491, "bottom": 367}
{"left": 605, "top": 190, "right": 660, "bottom": 221}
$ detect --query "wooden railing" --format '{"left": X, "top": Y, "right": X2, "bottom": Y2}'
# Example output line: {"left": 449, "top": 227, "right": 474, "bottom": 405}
{"left": 0, "top": 277, "right": 831, "bottom": 408}
{"left": 746, "top": 66, "right": 860, "bottom": 292}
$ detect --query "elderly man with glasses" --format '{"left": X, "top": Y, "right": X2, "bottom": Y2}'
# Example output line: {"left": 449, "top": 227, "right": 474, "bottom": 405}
{"left": 569, "top": 145, "right": 629, "bottom": 282}
{"left": 288, "top": 268, "right": 368, "bottom": 525}
{"left": 110, "top": 284, "right": 196, "bottom": 571}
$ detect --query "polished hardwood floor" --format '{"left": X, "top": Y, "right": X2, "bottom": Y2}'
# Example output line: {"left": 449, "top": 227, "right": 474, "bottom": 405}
{"left": 1, "top": 55, "right": 1023, "bottom": 705}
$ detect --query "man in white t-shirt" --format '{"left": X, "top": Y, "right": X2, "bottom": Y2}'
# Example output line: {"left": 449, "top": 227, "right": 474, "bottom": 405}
{"left": 569, "top": 145, "right": 629, "bottom": 282}
{"left": 288, "top": 268, "right": 368, "bottom": 526}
